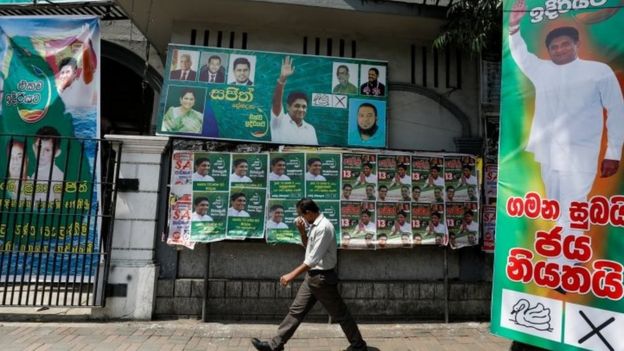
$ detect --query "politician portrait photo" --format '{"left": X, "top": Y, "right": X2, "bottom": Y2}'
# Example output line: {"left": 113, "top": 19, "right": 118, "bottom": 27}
{"left": 169, "top": 49, "right": 199, "bottom": 81}
{"left": 331, "top": 62, "right": 358, "bottom": 95}
{"left": 359, "top": 64, "right": 387, "bottom": 97}
{"left": 227, "top": 54, "right": 256, "bottom": 86}
{"left": 198, "top": 52, "right": 228, "bottom": 83}
{"left": 347, "top": 99, "right": 386, "bottom": 147}
{"left": 160, "top": 86, "right": 207, "bottom": 134}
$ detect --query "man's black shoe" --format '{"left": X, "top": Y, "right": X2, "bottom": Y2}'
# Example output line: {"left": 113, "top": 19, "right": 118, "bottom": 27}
{"left": 251, "top": 338, "right": 278, "bottom": 351}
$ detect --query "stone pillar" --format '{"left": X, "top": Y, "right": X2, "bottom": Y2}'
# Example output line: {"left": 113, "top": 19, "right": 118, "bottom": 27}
{"left": 93, "top": 135, "right": 169, "bottom": 320}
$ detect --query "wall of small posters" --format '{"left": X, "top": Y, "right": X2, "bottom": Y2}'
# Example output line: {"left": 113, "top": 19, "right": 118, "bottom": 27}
{"left": 166, "top": 150, "right": 481, "bottom": 250}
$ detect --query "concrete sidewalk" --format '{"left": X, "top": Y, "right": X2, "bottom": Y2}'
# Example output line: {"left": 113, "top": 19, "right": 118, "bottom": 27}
{"left": 0, "top": 320, "right": 511, "bottom": 351}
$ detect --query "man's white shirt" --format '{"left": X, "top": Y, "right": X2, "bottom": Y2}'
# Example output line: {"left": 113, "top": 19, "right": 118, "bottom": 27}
{"left": 227, "top": 208, "right": 250, "bottom": 217}
{"left": 193, "top": 172, "right": 215, "bottom": 182}
{"left": 269, "top": 172, "right": 291, "bottom": 181}
{"left": 230, "top": 173, "right": 252, "bottom": 183}
{"left": 305, "top": 172, "right": 326, "bottom": 181}
{"left": 271, "top": 108, "right": 318, "bottom": 145}
{"left": 303, "top": 214, "right": 337, "bottom": 270}
{"left": 191, "top": 212, "right": 213, "bottom": 221}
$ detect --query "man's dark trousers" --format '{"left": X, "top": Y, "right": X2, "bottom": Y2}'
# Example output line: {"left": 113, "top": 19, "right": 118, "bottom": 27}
{"left": 270, "top": 270, "right": 367, "bottom": 350}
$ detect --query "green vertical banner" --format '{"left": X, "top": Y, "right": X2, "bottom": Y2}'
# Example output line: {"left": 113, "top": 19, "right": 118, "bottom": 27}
{"left": 304, "top": 152, "right": 340, "bottom": 200}
{"left": 492, "top": 1, "right": 624, "bottom": 350}
{"left": 0, "top": 17, "right": 101, "bottom": 277}
{"left": 268, "top": 152, "right": 304, "bottom": 199}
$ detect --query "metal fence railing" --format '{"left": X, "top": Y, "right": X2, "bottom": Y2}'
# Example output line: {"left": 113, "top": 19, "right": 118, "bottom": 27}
{"left": 0, "top": 134, "right": 122, "bottom": 307}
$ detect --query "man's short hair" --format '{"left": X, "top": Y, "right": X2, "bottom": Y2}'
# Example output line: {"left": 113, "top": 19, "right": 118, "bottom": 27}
{"left": 430, "top": 165, "right": 440, "bottom": 172}
{"left": 377, "top": 234, "right": 387, "bottom": 239}
{"left": 271, "top": 157, "right": 286, "bottom": 167}
{"left": 195, "top": 157, "right": 209, "bottom": 167}
{"left": 431, "top": 211, "right": 441, "bottom": 219}
{"left": 464, "top": 210, "right": 474, "bottom": 217}
{"left": 361, "top": 209, "right": 372, "bottom": 216}
{"left": 379, "top": 185, "right": 388, "bottom": 191}
{"left": 401, "top": 185, "right": 410, "bottom": 191}
{"left": 230, "top": 192, "right": 245, "bottom": 202}
{"left": 336, "top": 64, "right": 349, "bottom": 74}
{"left": 545, "top": 26, "right": 579, "bottom": 48}
{"left": 462, "top": 164, "right": 473, "bottom": 172}
{"left": 362, "top": 162, "right": 373, "bottom": 169}
{"left": 397, "top": 164, "right": 408, "bottom": 171}
{"left": 364, "top": 233, "right": 373, "bottom": 240}
{"left": 233, "top": 159, "right": 248, "bottom": 167}
{"left": 397, "top": 210, "right": 407, "bottom": 217}
{"left": 287, "top": 92, "right": 308, "bottom": 106}
{"left": 232, "top": 57, "right": 250, "bottom": 69}
{"left": 58, "top": 57, "right": 77, "bottom": 71}
{"left": 208, "top": 55, "right": 221, "bottom": 63}
{"left": 194, "top": 196, "right": 209, "bottom": 206}
{"left": 342, "top": 183, "right": 352, "bottom": 190}
{"left": 366, "top": 184, "right": 375, "bottom": 190}
{"left": 35, "top": 126, "right": 61, "bottom": 151}
{"left": 296, "top": 198, "right": 320, "bottom": 214}
{"left": 413, "top": 185, "right": 421, "bottom": 191}
{"left": 368, "top": 67, "right": 379, "bottom": 76}
{"left": 446, "top": 185, "right": 455, "bottom": 191}
{"left": 269, "top": 204, "right": 284, "bottom": 212}
{"left": 307, "top": 157, "right": 321, "bottom": 167}
{"left": 358, "top": 103, "right": 377, "bottom": 116}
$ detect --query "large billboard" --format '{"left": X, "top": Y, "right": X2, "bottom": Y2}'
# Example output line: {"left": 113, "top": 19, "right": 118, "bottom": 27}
{"left": 167, "top": 150, "right": 481, "bottom": 250}
{"left": 491, "top": 1, "right": 624, "bottom": 350}
{"left": 0, "top": 16, "right": 101, "bottom": 278}
{"left": 156, "top": 44, "right": 388, "bottom": 148}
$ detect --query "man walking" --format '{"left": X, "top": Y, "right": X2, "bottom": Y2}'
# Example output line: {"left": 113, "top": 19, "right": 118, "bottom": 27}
{"left": 251, "top": 198, "right": 367, "bottom": 351}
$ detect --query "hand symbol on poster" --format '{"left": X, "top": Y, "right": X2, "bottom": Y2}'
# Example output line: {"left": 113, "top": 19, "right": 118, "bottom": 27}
{"left": 279, "top": 56, "right": 295, "bottom": 83}
{"left": 509, "top": 0, "right": 526, "bottom": 32}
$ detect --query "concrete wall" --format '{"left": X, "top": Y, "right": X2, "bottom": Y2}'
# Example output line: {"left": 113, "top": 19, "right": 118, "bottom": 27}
{"left": 93, "top": 135, "right": 169, "bottom": 320}
{"left": 155, "top": 241, "right": 493, "bottom": 321}
{"left": 99, "top": 1, "right": 491, "bottom": 321}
